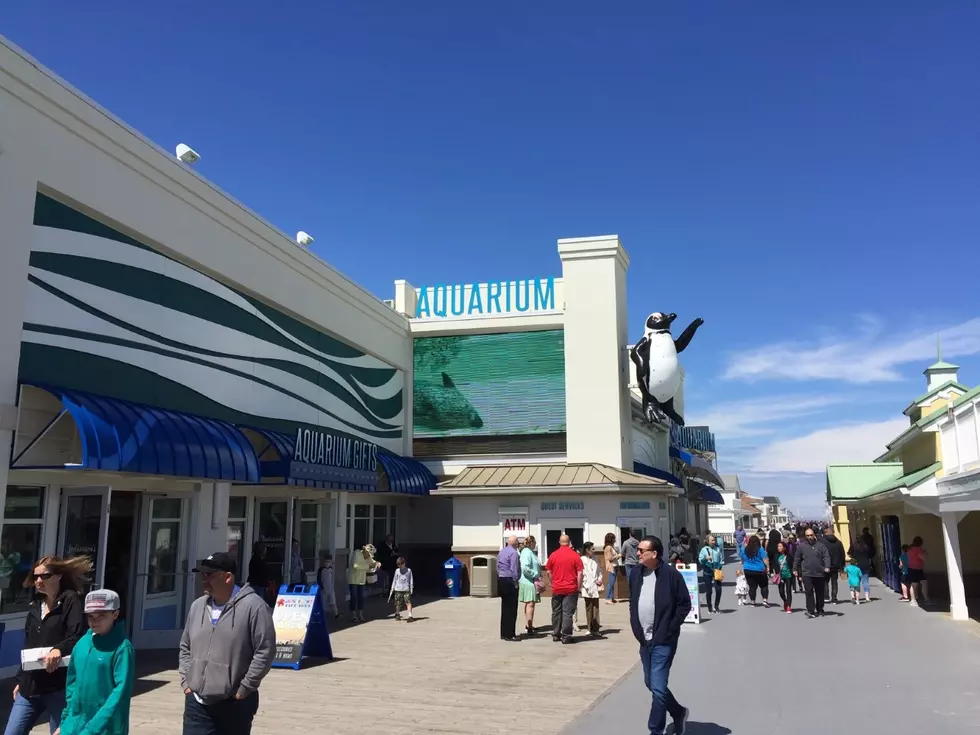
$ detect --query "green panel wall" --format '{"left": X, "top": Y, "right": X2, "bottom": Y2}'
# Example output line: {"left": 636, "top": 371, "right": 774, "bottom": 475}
{"left": 413, "top": 330, "right": 566, "bottom": 437}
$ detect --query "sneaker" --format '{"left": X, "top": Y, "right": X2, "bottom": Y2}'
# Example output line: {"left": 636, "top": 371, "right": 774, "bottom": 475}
{"left": 784, "top": 605, "right": 791, "bottom": 613}
{"left": 673, "top": 706, "right": 690, "bottom": 735}
{"left": 910, "top": 601, "right": 919, "bottom": 608}
{"left": 394, "top": 614, "right": 402, "bottom": 621}
{"left": 804, "top": 612, "right": 815, "bottom": 619}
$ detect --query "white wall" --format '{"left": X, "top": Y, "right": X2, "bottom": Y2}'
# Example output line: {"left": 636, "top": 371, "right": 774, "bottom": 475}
{"left": 451, "top": 492, "right": 673, "bottom": 554}
{"left": 559, "top": 236, "right": 633, "bottom": 470}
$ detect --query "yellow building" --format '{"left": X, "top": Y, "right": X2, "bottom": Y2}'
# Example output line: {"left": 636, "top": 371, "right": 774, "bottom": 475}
{"left": 826, "top": 358, "right": 980, "bottom": 621}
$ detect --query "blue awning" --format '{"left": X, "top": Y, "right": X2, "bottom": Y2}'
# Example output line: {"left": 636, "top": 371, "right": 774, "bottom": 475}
{"left": 689, "top": 480, "right": 725, "bottom": 505}
{"left": 248, "top": 428, "right": 434, "bottom": 495}
{"left": 670, "top": 446, "right": 726, "bottom": 489}
{"left": 633, "top": 461, "right": 683, "bottom": 487}
{"left": 19, "top": 384, "right": 259, "bottom": 482}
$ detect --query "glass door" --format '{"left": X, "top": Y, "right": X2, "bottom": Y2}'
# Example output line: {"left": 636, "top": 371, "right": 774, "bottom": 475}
{"left": 132, "top": 495, "right": 189, "bottom": 649}
{"left": 254, "top": 499, "right": 293, "bottom": 594}
{"left": 59, "top": 487, "right": 111, "bottom": 591}
{"left": 539, "top": 519, "right": 588, "bottom": 560}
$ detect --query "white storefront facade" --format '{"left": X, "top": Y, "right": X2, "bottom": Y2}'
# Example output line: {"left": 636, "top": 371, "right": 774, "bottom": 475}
{"left": 0, "top": 37, "right": 440, "bottom": 672}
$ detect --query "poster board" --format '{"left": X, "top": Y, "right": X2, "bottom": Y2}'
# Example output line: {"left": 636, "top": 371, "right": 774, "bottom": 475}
{"left": 678, "top": 564, "right": 701, "bottom": 625}
{"left": 271, "top": 584, "right": 333, "bottom": 669}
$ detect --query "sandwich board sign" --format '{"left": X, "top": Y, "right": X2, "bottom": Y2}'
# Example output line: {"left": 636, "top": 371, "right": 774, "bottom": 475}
{"left": 270, "top": 584, "right": 333, "bottom": 669}
{"left": 677, "top": 564, "right": 701, "bottom": 625}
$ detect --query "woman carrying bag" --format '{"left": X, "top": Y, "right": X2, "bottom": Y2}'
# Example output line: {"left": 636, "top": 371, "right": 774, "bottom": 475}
{"left": 698, "top": 535, "right": 724, "bottom": 613}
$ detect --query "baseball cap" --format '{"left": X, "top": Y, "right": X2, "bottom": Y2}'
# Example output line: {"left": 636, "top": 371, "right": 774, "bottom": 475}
{"left": 192, "top": 552, "right": 237, "bottom": 575}
{"left": 84, "top": 589, "right": 121, "bottom": 614}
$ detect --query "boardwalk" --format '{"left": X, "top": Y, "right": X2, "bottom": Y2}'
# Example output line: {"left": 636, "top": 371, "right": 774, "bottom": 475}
{"left": 14, "top": 595, "right": 637, "bottom": 735}
{"left": 565, "top": 563, "right": 980, "bottom": 734}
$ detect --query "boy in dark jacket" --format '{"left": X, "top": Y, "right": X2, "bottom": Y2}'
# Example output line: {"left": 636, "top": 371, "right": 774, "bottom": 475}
{"left": 629, "top": 536, "right": 692, "bottom": 735}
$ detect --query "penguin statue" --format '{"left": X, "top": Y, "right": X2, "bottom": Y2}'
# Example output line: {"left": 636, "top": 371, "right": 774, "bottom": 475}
{"left": 629, "top": 312, "right": 704, "bottom": 426}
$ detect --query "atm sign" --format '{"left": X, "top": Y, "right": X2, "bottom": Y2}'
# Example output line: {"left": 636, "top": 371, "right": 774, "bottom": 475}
{"left": 502, "top": 516, "right": 527, "bottom": 536}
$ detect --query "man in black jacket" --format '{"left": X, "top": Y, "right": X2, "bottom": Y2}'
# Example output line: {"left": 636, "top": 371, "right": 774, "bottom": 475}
{"left": 629, "top": 536, "right": 692, "bottom": 735}
{"left": 820, "top": 528, "right": 846, "bottom": 604}
{"left": 795, "top": 528, "right": 831, "bottom": 618}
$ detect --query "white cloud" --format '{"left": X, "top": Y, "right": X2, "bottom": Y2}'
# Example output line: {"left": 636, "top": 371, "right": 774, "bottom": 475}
{"left": 741, "top": 417, "right": 909, "bottom": 474}
{"left": 688, "top": 394, "right": 854, "bottom": 439}
{"left": 722, "top": 316, "right": 980, "bottom": 384}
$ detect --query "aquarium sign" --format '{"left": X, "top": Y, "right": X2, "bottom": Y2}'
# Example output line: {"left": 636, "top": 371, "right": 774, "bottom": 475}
{"left": 415, "top": 277, "right": 557, "bottom": 320}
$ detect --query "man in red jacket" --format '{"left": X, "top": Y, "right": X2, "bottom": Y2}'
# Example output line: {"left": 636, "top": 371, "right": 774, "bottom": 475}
{"left": 545, "top": 535, "right": 583, "bottom": 644}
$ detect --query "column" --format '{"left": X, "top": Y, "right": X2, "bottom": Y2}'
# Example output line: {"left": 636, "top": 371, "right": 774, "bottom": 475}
{"left": 941, "top": 511, "right": 969, "bottom": 620}
{"left": 393, "top": 280, "right": 418, "bottom": 318}
{"left": 0, "top": 109, "right": 38, "bottom": 518}
{"left": 558, "top": 235, "right": 632, "bottom": 470}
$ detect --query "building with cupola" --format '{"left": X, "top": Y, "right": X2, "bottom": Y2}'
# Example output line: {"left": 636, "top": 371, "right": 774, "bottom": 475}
{"left": 826, "top": 353, "right": 980, "bottom": 620}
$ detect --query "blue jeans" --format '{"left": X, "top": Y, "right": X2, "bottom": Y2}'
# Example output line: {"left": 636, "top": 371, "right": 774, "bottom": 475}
{"left": 639, "top": 643, "right": 684, "bottom": 735}
{"left": 605, "top": 571, "right": 616, "bottom": 600}
{"left": 3, "top": 692, "right": 65, "bottom": 735}
{"left": 860, "top": 572, "right": 870, "bottom": 595}
{"left": 348, "top": 584, "right": 365, "bottom": 612}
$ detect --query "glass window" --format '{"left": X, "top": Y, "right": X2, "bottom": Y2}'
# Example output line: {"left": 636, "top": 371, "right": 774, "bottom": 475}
{"left": 389, "top": 504, "right": 397, "bottom": 519}
{"left": 256, "top": 501, "right": 288, "bottom": 586}
{"left": 146, "top": 498, "right": 182, "bottom": 595}
{"left": 354, "top": 504, "right": 370, "bottom": 519}
{"left": 62, "top": 494, "right": 102, "bottom": 564}
{"left": 372, "top": 518, "right": 387, "bottom": 547}
{"left": 227, "top": 520, "right": 245, "bottom": 574}
{"left": 4, "top": 486, "right": 44, "bottom": 520}
{"left": 0, "top": 524, "right": 41, "bottom": 614}
{"left": 228, "top": 496, "right": 247, "bottom": 520}
{"left": 374, "top": 505, "right": 387, "bottom": 519}
{"left": 389, "top": 517, "right": 397, "bottom": 543}
{"left": 301, "top": 504, "right": 318, "bottom": 520}
{"left": 152, "top": 498, "right": 182, "bottom": 520}
{"left": 353, "top": 518, "right": 369, "bottom": 550}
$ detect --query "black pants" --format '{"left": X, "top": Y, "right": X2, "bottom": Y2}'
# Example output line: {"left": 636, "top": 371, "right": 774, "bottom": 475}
{"left": 701, "top": 571, "right": 722, "bottom": 610}
{"left": 551, "top": 592, "right": 578, "bottom": 639}
{"left": 183, "top": 692, "right": 259, "bottom": 735}
{"left": 803, "top": 576, "right": 827, "bottom": 615}
{"left": 498, "top": 578, "right": 519, "bottom": 638}
{"left": 825, "top": 569, "right": 840, "bottom": 601}
{"left": 778, "top": 579, "right": 793, "bottom": 608}
{"left": 744, "top": 570, "right": 769, "bottom": 602}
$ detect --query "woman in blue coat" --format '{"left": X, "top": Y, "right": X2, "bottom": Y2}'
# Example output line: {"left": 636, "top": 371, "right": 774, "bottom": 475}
{"left": 738, "top": 535, "right": 771, "bottom": 607}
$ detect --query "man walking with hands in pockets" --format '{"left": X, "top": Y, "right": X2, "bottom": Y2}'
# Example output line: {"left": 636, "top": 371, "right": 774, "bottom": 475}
{"left": 629, "top": 536, "right": 691, "bottom": 735}
{"left": 179, "top": 552, "right": 276, "bottom": 735}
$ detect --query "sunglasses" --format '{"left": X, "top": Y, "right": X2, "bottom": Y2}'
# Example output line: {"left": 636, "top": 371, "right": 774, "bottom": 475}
{"left": 34, "top": 573, "right": 54, "bottom": 580}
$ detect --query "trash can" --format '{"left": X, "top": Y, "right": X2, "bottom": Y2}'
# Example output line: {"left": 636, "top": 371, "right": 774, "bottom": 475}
{"left": 470, "top": 554, "right": 498, "bottom": 597}
{"left": 443, "top": 556, "right": 463, "bottom": 598}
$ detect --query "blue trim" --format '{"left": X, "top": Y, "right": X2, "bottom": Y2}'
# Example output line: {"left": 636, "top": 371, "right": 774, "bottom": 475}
{"left": 632, "top": 461, "right": 682, "bottom": 486}
{"left": 21, "top": 383, "right": 260, "bottom": 482}
{"left": 689, "top": 481, "right": 724, "bottom": 505}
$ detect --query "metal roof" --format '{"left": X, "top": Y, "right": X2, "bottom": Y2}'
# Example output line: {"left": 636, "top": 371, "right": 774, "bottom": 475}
{"left": 433, "top": 462, "right": 681, "bottom": 495}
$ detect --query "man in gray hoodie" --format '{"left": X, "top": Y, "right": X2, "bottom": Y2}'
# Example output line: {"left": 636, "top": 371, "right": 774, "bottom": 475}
{"left": 179, "top": 551, "right": 276, "bottom": 735}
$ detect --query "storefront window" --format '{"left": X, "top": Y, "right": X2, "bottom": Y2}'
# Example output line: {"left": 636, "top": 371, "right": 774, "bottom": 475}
{"left": 257, "top": 501, "right": 288, "bottom": 585}
{"left": 227, "top": 496, "right": 248, "bottom": 574}
{"left": 299, "top": 503, "right": 319, "bottom": 571}
{"left": 146, "top": 498, "right": 182, "bottom": 595}
{"left": 346, "top": 503, "right": 398, "bottom": 551}
{"left": 0, "top": 487, "right": 45, "bottom": 614}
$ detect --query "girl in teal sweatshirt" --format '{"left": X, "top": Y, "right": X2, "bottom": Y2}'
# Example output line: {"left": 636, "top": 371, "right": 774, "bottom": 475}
{"left": 56, "top": 589, "right": 134, "bottom": 735}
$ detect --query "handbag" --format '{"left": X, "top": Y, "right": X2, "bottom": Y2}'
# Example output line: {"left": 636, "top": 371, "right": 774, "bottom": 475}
{"left": 769, "top": 572, "right": 780, "bottom": 585}
{"left": 713, "top": 568, "right": 724, "bottom": 582}
{"left": 534, "top": 577, "right": 545, "bottom": 593}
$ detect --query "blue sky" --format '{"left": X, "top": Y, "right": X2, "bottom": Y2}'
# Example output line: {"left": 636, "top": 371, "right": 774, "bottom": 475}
{"left": 5, "top": 1, "right": 980, "bottom": 516}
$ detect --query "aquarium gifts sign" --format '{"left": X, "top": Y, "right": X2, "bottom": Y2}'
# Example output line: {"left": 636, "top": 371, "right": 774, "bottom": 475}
{"left": 415, "top": 277, "right": 557, "bottom": 320}
{"left": 288, "top": 427, "right": 380, "bottom": 489}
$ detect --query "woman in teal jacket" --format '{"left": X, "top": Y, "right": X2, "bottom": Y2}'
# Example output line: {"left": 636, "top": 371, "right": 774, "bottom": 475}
{"left": 698, "top": 534, "right": 724, "bottom": 613}
{"left": 56, "top": 590, "right": 134, "bottom": 735}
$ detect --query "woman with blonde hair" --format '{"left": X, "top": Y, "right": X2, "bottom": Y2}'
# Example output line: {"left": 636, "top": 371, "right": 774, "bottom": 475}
{"left": 4, "top": 555, "right": 90, "bottom": 735}
{"left": 518, "top": 536, "right": 543, "bottom": 636}
{"left": 347, "top": 545, "right": 380, "bottom": 623}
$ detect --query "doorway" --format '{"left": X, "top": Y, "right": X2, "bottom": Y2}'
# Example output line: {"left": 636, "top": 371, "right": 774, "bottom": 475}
{"left": 540, "top": 519, "right": 588, "bottom": 560}
{"left": 254, "top": 499, "right": 291, "bottom": 591}
{"left": 104, "top": 492, "right": 140, "bottom": 628}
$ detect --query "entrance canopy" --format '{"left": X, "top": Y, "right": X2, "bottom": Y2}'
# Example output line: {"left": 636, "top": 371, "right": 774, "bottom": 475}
{"left": 15, "top": 384, "right": 259, "bottom": 482}
{"left": 670, "top": 446, "right": 726, "bottom": 489}
{"left": 246, "top": 428, "right": 435, "bottom": 496}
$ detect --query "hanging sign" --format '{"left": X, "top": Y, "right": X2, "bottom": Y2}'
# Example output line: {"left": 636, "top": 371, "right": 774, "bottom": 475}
{"left": 677, "top": 564, "right": 700, "bottom": 625}
{"left": 270, "top": 584, "right": 334, "bottom": 670}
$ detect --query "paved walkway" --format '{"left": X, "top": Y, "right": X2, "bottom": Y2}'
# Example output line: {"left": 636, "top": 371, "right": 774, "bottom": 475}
{"left": 14, "top": 594, "right": 638, "bottom": 734}
{"left": 564, "top": 562, "right": 980, "bottom": 734}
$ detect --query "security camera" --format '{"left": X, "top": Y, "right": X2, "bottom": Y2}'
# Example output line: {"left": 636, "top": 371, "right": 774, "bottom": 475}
{"left": 175, "top": 144, "right": 200, "bottom": 165}
{"left": 296, "top": 231, "right": 314, "bottom": 246}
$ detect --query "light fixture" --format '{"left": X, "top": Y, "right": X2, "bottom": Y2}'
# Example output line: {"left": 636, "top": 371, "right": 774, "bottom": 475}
{"left": 175, "top": 143, "right": 201, "bottom": 165}
{"left": 296, "top": 231, "right": 314, "bottom": 246}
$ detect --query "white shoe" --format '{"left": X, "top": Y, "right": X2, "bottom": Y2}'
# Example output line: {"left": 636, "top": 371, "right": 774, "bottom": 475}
{"left": 910, "top": 601, "right": 919, "bottom": 607}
